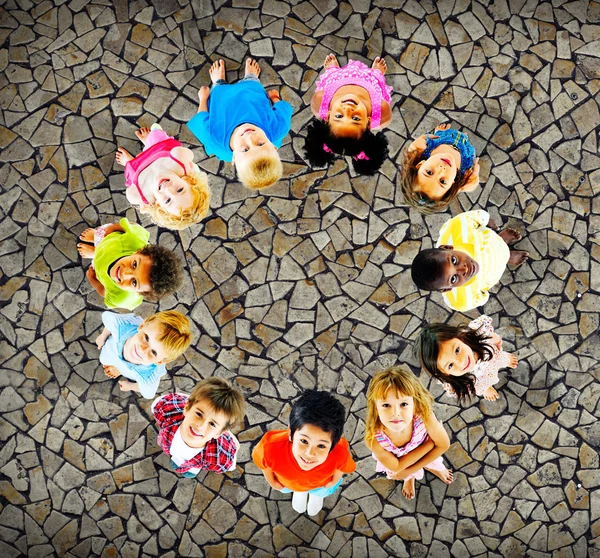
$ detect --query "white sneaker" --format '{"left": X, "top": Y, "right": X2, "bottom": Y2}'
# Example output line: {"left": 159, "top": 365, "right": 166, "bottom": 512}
{"left": 307, "top": 493, "right": 324, "bottom": 516}
{"left": 292, "top": 491, "right": 308, "bottom": 513}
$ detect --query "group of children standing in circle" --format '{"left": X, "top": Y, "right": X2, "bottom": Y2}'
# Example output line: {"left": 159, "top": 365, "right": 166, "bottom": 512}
{"left": 74, "top": 54, "right": 529, "bottom": 514}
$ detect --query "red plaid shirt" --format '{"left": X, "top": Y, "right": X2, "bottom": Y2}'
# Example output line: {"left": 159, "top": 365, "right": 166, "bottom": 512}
{"left": 152, "top": 393, "right": 237, "bottom": 474}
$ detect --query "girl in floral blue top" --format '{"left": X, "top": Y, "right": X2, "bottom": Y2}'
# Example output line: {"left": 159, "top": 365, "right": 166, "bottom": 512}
{"left": 399, "top": 123, "right": 481, "bottom": 214}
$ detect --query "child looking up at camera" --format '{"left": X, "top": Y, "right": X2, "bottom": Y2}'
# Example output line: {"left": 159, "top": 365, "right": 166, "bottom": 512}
{"left": 152, "top": 378, "right": 246, "bottom": 477}
{"left": 304, "top": 54, "right": 391, "bottom": 175}
{"left": 95, "top": 310, "right": 192, "bottom": 398}
{"left": 187, "top": 58, "right": 293, "bottom": 190}
{"left": 365, "top": 367, "right": 453, "bottom": 500}
{"left": 411, "top": 210, "right": 529, "bottom": 312}
{"left": 115, "top": 124, "right": 210, "bottom": 230}
{"left": 415, "top": 316, "right": 518, "bottom": 402}
{"left": 77, "top": 218, "right": 183, "bottom": 310}
{"left": 252, "top": 390, "right": 356, "bottom": 516}
{"left": 400, "top": 123, "right": 480, "bottom": 213}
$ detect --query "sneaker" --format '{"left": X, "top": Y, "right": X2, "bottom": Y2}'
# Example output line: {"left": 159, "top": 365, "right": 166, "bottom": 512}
{"left": 291, "top": 491, "right": 308, "bottom": 513}
{"left": 307, "top": 493, "right": 324, "bottom": 516}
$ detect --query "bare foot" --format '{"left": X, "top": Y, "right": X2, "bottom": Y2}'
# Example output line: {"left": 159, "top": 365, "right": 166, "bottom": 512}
{"left": 499, "top": 228, "right": 522, "bottom": 245}
{"left": 427, "top": 467, "right": 453, "bottom": 484}
{"left": 324, "top": 53, "right": 340, "bottom": 69}
{"left": 508, "top": 250, "right": 529, "bottom": 266}
{"left": 135, "top": 127, "right": 151, "bottom": 145}
{"left": 434, "top": 123, "right": 451, "bottom": 133}
{"left": 483, "top": 386, "right": 499, "bottom": 401}
{"left": 210, "top": 59, "right": 226, "bottom": 84}
{"left": 372, "top": 56, "right": 387, "bottom": 75}
{"left": 245, "top": 58, "right": 261, "bottom": 78}
{"left": 116, "top": 147, "right": 134, "bottom": 166}
{"left": 79, "top": 228, "right": 95, "bottom": 243}
{"left": 77, "top": 243, "right": 95, "bottom": 258}
{"left": 402, "top": 478, "right": 416, "bottom": 499}
{"left": 104, "top": 365, "right": 120, "bottom": 379}
{"left": 508, "top": 353, "right": 518, "bottom": 368}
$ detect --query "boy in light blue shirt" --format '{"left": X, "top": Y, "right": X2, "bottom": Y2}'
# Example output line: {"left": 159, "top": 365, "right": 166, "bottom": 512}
{"left": 187, "top": 58, "right": 293, "bottom": 190}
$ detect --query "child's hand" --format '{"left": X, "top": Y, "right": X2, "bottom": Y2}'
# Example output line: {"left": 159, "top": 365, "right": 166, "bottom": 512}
{"left": 103, "top": 365, "right": 120, "bottom": 379}
{"left": 434, "top": 123, "right": 451, "bottom": 132}
{"left": 487, "top": 216, "right": 499, "bottom": 230}
{"left": 96, "top": 333, "right": 107, "bottom": 350}
{"left": 198, "top": 86, "right": 210, "bottom": 101}
{"left": 472, "top": 157, "right": 480, "bottom": 179}
{"left": 86, "top": 266, "right": 97, "bottom": 281}
{"left": 267, "top": 89, "right": 281, "bottom": 103}
{"left": 269, "top": 478, "right": 285, "bottom": 491}
{"left": 409, "top": 135, "right": 429, "bottom": 152}
{"left": 508, "top": 353, "right": 518, "bottom": 368}
{"left": 389, "top": 469, "right": 409, "bottom": 481}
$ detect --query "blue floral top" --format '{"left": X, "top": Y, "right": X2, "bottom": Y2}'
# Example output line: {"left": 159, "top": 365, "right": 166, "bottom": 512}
{"left": 423, "top": 129, "right": 476, "bottom": 174}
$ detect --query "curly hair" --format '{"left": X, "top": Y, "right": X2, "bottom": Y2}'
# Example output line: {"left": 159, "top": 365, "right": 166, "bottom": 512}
{"left": 365, "top": 366, "right": 434, "bottom": 447}
{"left": 414, "top": 322, "right": 494, "bottom": 402}
{"left": 139, "top": 170, "right": 211, "bottom": 231}
{"left": 143, "top": 310, "right": 192, "bottom": 362}
{"left": 236, "top": 153, "right": 283, "bottom": 190}
{"left": 303, "top": 119, "right": 388, "bottom": 176}
{"left": 411, "top": 248, "right": 448, "bottom": 291}
{"left": 138, "top": 244, "right": 183, "bottom": 301}
{"left": 399, "top": 147, "right": 473, "bottom": 214}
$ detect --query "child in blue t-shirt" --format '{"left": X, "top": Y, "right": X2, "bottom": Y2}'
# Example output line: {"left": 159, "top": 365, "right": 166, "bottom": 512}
{"left": 187, "top": 58, "right": 293, "bottom": 190}
{"left": 95, "top": 310, "right": 192, "bottom": 398}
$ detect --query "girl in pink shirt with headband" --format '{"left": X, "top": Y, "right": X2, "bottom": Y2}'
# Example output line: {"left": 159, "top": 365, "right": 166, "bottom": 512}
{"left": 304, "top": 54, "right": 392, "bottom": 175}
{"left": 116, "top": 124, "right": 210, "bottom": 230}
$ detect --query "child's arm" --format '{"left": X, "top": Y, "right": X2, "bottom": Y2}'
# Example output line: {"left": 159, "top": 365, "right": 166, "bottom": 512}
{"left": 461, "top": 157, "right": 481, "bottom": 192}
{"left": 119, "top": 380, "right": 141, "bottom": 393}
{"left": 86, "top": 267, "right": 106, "bottom": 297}
{"left": 198, "top": 86, "right": 210, "bottom": 113}
{"left": 324, "top": 468, "right": 345, "bottom": 488}
{"left": 367, "top": 437, "right": 436, "bottom": 475}
{"left": 310, "top": 90, "right": 323, "bottom": 117}
{"left": 391, "top": 416, "right": 450, "bottom": 480}
{"left": 373, "top": 101, "right": 392, "bottom": 130}
{"left": 261, "top": 467, "right": 284, "bottom": 490}
{"left": 95, "top": 327, "right": 111, "bottom": 349}
{"left": 100, "top": 222, "right": 125, "bottom": 235}
{"left": 267, "top": 89, "right": 281, "bottom": 105}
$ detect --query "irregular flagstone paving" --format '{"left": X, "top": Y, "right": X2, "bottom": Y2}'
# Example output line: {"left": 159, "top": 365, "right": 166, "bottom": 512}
{"left": 1, "top": 0, "right": 600, "bottom": 557}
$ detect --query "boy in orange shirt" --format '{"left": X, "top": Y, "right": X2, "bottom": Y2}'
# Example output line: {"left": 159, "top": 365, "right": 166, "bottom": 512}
{"left": 252, "top": 390, "right": 356, "bottom": 516}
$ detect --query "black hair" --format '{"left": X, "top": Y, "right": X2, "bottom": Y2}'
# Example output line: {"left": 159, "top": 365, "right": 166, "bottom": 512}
{"left": 414, "top": 322, "right": 495, "bottom": 402}
{"left": 303, "top": 119, "right": 388, "bottom": 176}
{"left": 138, "top": 244, "right": 183, "bottom": 301}
{"left": 411, "top": 248, "right": 448, "bottom": 291}
{"left": 289, "top": 390, "right": 346, "bottom": 451}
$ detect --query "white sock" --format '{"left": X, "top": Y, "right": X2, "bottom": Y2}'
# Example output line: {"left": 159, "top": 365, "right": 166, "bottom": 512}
{"left": 307, "top": 493, "right": 324, "bottom": 516}
{"left": 292, "top": 491, "right": 308, "bottom": 513}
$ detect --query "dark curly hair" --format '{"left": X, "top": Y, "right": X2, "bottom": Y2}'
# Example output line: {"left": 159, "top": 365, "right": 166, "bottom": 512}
{"left": 138, "top": 244, "right": 183, "bottom": 301}
{"left": 303, "top": 119, "right": 388, "bottom": 176}
{"left": 411, "top": 248, "right": 448, "bottom": 291}
{"left": 399, "top": 147, "right": 473, "bottom": 214}
{"left": 414, "top": 322, "right": 494, "bottom": 402}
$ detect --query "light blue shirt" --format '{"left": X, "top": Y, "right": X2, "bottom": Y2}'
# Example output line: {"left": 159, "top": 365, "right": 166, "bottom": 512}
{"left": 186, "top": 80, "right": 293, "bottom": 162}
{"left": 99, "top": 312, "right": 166, "bottom": 399}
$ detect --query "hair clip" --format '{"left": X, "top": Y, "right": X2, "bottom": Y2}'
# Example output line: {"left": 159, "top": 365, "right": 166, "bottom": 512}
{"left": 353, "top": 151, "right": 369, "bottom": 161}
{"left": 323, "top": 143, "right": 334, "bottom": 153}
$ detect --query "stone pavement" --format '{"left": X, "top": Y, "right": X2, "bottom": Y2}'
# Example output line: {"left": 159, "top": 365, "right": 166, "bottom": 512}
{"left": 1, "top": 0, "right": 600, "bottom": 557}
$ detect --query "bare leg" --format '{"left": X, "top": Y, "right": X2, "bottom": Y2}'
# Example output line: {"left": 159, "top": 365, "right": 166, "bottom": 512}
{"left": 135, "top": 127, "right": 151, "bottom": 145}
{"left": 372, "top": 56, "right": 387, "bottom": 75}
{"left": 499, "top": 228, "right": 522, "bottom": 245}
{"left": 402, "top": 477, "right": 416, "bottom": 499}
{"left": 116, "top": 147, "right": 134, "bottom": 166}
{"left": 210, "top": 59, "right": 226, "bottom": 84}
{"left": 323, "top": 54, "right": 340, "bottom": 69}
{"left": 245, "top": 58, "right": 261, "bottom": 78}
{"left": 508, "top": 250, "right": 529, "bottom": 266}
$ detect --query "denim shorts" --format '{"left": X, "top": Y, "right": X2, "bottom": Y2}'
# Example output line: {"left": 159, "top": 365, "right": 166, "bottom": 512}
{"left": 279, "top": 477, "right": 344, "bottom": 497}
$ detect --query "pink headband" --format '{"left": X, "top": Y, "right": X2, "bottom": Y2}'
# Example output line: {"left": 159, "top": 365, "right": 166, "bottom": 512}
{"left": 323, "top": 144, "right": 370, "bottom": 161}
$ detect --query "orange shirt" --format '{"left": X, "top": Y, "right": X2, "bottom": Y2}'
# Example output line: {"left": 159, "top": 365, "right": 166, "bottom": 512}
{"left": 252, "top": 430, "right": 356, "bottom": 491}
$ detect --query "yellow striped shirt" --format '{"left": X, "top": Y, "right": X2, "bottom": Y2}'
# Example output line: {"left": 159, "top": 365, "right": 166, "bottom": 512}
{"left": 436, "top": 210, "right": 510, "bottom": 312}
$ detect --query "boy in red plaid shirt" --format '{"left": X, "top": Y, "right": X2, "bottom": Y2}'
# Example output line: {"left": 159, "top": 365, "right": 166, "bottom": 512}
{"left": 151, "top": 378, "right": 245, "bottom": 477}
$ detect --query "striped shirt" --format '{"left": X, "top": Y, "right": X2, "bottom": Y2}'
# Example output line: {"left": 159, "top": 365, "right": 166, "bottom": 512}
{"left": 437, "top": 210, "right": 510, "bottom": 312}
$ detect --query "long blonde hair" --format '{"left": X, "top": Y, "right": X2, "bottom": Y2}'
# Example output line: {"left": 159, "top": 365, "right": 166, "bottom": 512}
{"left": 365, "top": 366, "right": 434, "bottom": 446}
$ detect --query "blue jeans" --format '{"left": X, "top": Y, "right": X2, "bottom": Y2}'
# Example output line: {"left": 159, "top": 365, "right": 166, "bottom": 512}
{"left": 279, "top": 477, "right": 344, "bottom": 498}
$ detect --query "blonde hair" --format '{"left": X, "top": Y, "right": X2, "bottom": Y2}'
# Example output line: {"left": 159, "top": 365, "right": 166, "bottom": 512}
{"left": 365, "top": 366, "right": 434, "bottom": 447}
{"left": 143, "top": 310, "right": 192, "bottom": 362}
{"left": 186, "top": 377, "right": 246, "bottom": 430}
{"left": 236, "top": 153, "right": 283, "bottom": 190}
{"left": 140, "top": 170, "right": 211, "bottom": 230}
